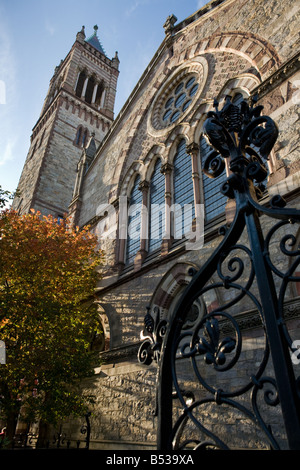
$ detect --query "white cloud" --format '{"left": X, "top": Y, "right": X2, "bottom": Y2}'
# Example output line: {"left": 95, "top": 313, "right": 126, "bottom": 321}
{"left": 45, "top": 20, "right": 55, "bottom": 36}
{"left": 0, "top": 138, "right": 17, "bottom": 167}
{"left": 0, "top": 28, "right": 16, "bottom": 89}
{"left": 0, "top": 7, "right": 20, "bottom": 189}
{"left": 0, "top": 7, "right": 17, "bottom": 109}
{"left": 125, "top": 0, "right": 149, "bottom": 17}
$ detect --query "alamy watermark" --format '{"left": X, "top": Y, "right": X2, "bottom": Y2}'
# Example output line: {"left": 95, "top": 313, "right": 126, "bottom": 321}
{"left": 291, "top": 341, "right": 300, "bottom": 365}
{"left": 95, "top": 198, "right": 205, "bottom": 250}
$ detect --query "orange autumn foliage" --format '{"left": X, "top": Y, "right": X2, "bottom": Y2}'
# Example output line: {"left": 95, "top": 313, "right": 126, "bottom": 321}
{"left": 0, "top": 209, "right": 102, "bottom": 303}
{"left": 0, "top": 209, "right": 104, "bottom": 428}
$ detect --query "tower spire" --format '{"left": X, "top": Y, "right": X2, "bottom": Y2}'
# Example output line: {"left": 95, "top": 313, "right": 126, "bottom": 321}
{"left": 86, "top": 25, "right": 106, "bottom": 55}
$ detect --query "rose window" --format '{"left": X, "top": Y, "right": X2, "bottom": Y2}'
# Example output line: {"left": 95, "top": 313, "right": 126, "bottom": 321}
{"left": 149, "top": 61, "right": 208, "bottom": 133}
{"left": 161, "top": 76, "right": 199, "bottom": 126}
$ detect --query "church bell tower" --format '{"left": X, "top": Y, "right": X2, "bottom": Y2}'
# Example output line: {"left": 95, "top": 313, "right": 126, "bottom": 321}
{"left": 13, "top": 25, "right": 119, "bottom": 218}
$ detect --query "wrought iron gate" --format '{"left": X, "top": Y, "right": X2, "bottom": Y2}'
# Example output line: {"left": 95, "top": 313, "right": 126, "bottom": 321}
{"left": 141, "top": 95, "right": 300, "bottom": 450}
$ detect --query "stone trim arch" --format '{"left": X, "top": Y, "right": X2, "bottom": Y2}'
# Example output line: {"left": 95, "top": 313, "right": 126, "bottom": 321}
{"left": 217, "top": 73, "right": 261, "bottom": 102}
{"left": 148, "top": 262, "right": 223, "bottom": 327}
{"left": 165, "top": 131, "right": 190, "bottom": 166}
{"left": 145, "top": 153, "right": 164, "bottom": 182}
{"left": 187, "top": 31, "right": 281, "bottom": 79}
{"left": 119, "top": 162, "right": 143, "bottom": 198}
{"left": 192, "top": 106, "right": 211, "bottom": 144}
{"left": 143, "top": 145, "right": 165, "bottom": 181}
{"left": 92, "top": 302, "right": 111, "bottom": 352}
{"left": 148, "top": 262, "right": 200, "bottom": 319}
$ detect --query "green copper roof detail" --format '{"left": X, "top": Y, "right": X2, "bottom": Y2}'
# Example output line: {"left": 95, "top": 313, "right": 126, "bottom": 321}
{"left": 85, "top": 25, "right": 106, "bottom": 55}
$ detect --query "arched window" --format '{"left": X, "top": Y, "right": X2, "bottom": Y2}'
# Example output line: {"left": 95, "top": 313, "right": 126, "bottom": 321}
{"left": 173, "top": 139, "right": 194, "bottom": 239}
{"left": 95, "top": 83, "right": 104, "bottom": 107}
{"left": 85, "top": 76, "right": 95, "bottom": 104}
{"left": 126, "top": 175, "right": 142, "bottom": 264}
{"left": 82, "top": 129, "right": 88, "bottom": 147}
{"left": 75, "top": 71, "right": 86, "bottom": 97}
{"left": 148, "top": 159, "right": 165, "bottom": 253}
{"left": 75, "top": 127, "right": 82, "bottom": 146}
{"left": 200, "top": 136, "right": 227, "bottom": 221}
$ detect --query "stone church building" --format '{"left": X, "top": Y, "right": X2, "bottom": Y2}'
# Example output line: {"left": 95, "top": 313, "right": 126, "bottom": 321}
{"left": 13, "top": 0, "right": 300, "bottom": 450}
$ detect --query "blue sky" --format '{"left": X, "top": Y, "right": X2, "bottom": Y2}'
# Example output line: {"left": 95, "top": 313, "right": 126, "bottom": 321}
{"left": 0, "top": 0, "right": 205, "bottom": 195}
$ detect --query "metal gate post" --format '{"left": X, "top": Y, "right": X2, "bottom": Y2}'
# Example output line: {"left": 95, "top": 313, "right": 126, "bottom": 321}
{"left": 153, "top": 95, "right": 300, "bottom": 450}
{"left": 245, "top": 209, "right": 300, "bottom": 449}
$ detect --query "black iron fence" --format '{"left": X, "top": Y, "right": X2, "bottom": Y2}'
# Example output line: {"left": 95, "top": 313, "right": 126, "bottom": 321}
{"left": 140, "top": 95, "right": 300, "bottom": 450}
{"left": 0, "top": 412, "right": 91, "bottom": 450}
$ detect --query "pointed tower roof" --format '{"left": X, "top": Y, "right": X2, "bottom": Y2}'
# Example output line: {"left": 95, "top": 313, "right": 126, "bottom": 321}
{"left": 85, "top": 25, "right": 106, "bottom": 55}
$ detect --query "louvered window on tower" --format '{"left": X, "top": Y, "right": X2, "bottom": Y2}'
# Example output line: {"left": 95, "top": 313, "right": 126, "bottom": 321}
{"left": 85, "top": 76, "right": 95, "bottom": 104}
{"left": 173, "top": 139, "right": 195, "bottom": 239}
{"left": 75, "top": 71, "right": 86, "bottom": 97}
{"left": 126, "top": 175, "right": 142, "bottom": 265}
{"left": 200, "top": 136, "right": 227, "bottom": 221}
{"left": 148, "top": 160, "right": 165, "bottom": 253}
{"left": 95, "top": 83, "right": 104, "bottom": 107}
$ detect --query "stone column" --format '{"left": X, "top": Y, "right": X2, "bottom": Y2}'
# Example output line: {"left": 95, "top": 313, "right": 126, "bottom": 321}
{"left": 186, "top": 142, "right": 204, "bottom": 244}
{"left": 100, "top": 87, "right": 106, "bottom": 108}
{"left": 91, "top": 83, "right": 99, "bottom": 104}
{"left": 134, "top": 180, "right": 149, "bottom": 270}
{"left": 74, "top": 72, "right": 80, "bottom": 93}
{"left": 161, "top": 162, "right": 173, "bottom": 255}
{"left": 116, "top": 195, "right": 128, "bottom": 273}
{"left": 81, "top": 76, "right": 89, "bottom": 99}
{"left": 187, "top": 142, "right": 201, "bottom": 218}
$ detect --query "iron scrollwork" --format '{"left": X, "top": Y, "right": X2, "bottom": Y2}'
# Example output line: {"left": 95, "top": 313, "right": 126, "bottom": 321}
{"left": 80, "top": 411, "right": 91, "bottom": 449}
{"left": 52, "top": 425, "right": 68, "bottom": 448}
{"left": 138, "top": 306, "right": 167, "bottom": 366}
{"left": 156, "top": 95, "right": 300, "bottom": 450}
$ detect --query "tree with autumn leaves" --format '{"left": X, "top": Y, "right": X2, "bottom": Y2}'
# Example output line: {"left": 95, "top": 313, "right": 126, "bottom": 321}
{"left": 0, "top": 185, "right": 17, "bottom": 210}
{"left": 0, "top": 209, "right": 103, "bottom": 446}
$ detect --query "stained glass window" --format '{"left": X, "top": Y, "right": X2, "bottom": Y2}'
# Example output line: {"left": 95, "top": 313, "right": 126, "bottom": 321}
{"left": 126, "top": 175, "right": 142, "bottom": 264}
{"left": 173, "top": 139, "right": 195, "bottom": 239}
{"left": 148, "top": 160, "right": 165, "bottom": 252}
{"left": 200, "top": 136, "right": 227, "bottom": 221}
{"left": 162, "top": 74, "right": 199, "bottom": 126}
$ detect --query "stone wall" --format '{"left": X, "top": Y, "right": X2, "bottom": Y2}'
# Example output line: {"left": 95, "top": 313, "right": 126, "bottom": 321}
{"left": 32, "top": 97, "right": 109, "bottom": 217}
{"left": 80, "top": 361, "right": 157, "bottom": 450}
{"left": 12, "top": 108, "right": 58, "bottom": 215}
